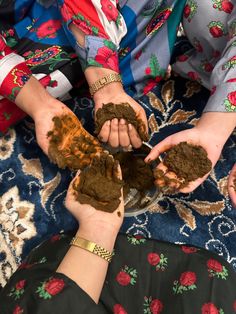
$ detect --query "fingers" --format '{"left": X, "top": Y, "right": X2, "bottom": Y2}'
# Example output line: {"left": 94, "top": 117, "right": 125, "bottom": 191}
{"left": 98, "top": 120, "right": 110, "bottom": 143}
{"left": 228, "top": 163, "right": 236, "bottom": 208}
{"left": 98, "top": 118, "right": 142, "bottom": 149}
{"left": 105, "top": 154, "right": 114, "bottom": 179}
{"left": 128, "top": 124, "right": 142, "bottom": 148}
{"left": 118, "top": 119, "right": 130, "bottom": 147}
{"left": 65, "top": 170, "right": 81, "bottom": 208}
{"left": 145, "top": 136, "right": 172, "bottom": 163}
{"left": 108, "top": 118, "right": 119, "bottom": 147}
{"left": 113, "top": 160, "right": 122, "bottom": 181}
{"left": 154, "top": 163, "right": 181, "bottom": 191}
{"left": 138, "top": 108, "right": 149, "bottom": 135}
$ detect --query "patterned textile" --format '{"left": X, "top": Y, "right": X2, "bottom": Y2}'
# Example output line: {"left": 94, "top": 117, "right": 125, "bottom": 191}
{"left": 1, "top": 234, "right": 236, "bottom": 313}
{"left": 0, "top": 72, "right": 235, "bottom": 288}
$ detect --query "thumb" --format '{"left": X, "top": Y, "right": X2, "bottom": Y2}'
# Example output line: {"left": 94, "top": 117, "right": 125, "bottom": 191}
{"left": 145, "top": 136, "right": 173, "bottom": 163}
{"left": 113, "top": 160, "right": 123, "bottom": 181}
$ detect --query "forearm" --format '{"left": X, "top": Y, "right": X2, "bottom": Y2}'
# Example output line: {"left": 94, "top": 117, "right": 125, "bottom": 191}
{"left": 56, "top": 224, "right": 118, "bottom": 303}
{"left": 196, "top": 112, "right": 236, "bottom": 146}
{"left": 15, "top": 76, "right": 56, "bottom": 120}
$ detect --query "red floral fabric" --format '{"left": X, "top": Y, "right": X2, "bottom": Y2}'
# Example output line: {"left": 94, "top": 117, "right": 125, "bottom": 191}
{"left": 0, "top": 234, "right": 235, "bottom": 313}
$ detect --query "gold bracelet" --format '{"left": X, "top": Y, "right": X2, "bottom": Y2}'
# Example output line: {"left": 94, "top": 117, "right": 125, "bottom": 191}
{"left": 89, "top": 73, "right": 122, "bottom": 97}
{"left": 70, "top": 236, "right": 113, "bottom": 263}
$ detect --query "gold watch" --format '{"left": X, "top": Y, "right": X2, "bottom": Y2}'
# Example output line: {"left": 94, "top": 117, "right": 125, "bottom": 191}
{"left": 89, "top": 73, "right": 122, "bottom": 97}
{"left": 70, "top": 236, "right": 113, "bottom": 263}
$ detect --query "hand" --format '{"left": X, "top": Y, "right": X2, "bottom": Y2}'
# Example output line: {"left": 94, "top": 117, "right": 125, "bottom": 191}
{"left": 34, "top": 98, "right": 103, "bottom": 170}
{"left": 145, "top": 127, "right": 224, "bottom": 193}
{"left": 65, "top": 159, "right": 124, "bottom": 234}
{"left": 94, "top": 89, "right": 148, "bottom": 149}
{"left": 228, "top": 163, "right": 236, "bottom": 208}
{"left": 33, "top": 98, "right": 72, "bottom": 155}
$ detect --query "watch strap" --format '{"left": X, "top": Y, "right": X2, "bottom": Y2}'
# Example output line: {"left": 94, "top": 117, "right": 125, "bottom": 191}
{"left": 89, "top": 73, "right": 122, "bottom": 97}
{"left": 70, "top": 236, "right": 113, "bottom": 263}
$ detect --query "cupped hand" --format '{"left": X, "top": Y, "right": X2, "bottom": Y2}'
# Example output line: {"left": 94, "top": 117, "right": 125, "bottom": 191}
{"left": 94, "top": 91, "right": 148, "bottom": 149}
{"left": 228, "top": 163, "right": 236, "bottom": 208}
{"left": 145, "top": 127, "right": 223, "bottom": 193}
{"left": 65, "top": 159, "right": 124, "bottom": 233}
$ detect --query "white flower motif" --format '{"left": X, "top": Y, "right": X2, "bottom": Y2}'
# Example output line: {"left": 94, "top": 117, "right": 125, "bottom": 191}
{"left": 0, "top": 129, "right": 16, "bottom": 160}
{"left": 0, "top": 186, "right": 36, "bottom": 257}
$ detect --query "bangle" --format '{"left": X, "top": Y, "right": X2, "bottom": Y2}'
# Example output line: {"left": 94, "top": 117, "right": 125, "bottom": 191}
{"left": 89, "top": 73, "right": 122, "bottom": 97}
{"left": 70, "top": 236, "right": 113, "bottom": 263}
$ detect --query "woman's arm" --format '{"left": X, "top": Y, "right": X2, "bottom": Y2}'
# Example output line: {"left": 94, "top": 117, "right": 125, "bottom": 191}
{"left": 57, "top": 224, "right": 118, "bottom": 303}
{"left": 59, "top": 1, "right": 148, "bottom": 148}
{"left": 57, "top": 157, "right": 124, "bottom": 303}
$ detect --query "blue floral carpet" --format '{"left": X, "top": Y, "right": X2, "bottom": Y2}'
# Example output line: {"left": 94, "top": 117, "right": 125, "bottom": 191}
{"left": 0, "top": 75, "right": 235, "bottom": 287}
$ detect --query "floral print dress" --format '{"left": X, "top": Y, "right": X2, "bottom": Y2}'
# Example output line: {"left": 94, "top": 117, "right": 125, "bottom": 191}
{"left": 0, "top": 233, "right": 236, "bottom": 313}
{"left": 0, "top": 0, "right": 235, "bottom": 134}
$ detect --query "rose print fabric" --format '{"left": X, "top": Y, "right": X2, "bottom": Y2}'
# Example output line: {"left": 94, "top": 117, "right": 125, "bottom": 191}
{"left": 0, "top": 0, "right": 235, "bottom": 134}
{"left": 0, "top": 233, "right": 235, "bottom": 313}
{"left": 173, "top": 0, "right": 236, "bottom": 113}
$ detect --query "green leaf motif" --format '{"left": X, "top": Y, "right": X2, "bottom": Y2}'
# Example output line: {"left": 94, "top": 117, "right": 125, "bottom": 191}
{"left": 104, "top": 39, "right": 116, "bottom": 51}
{"left": 6, "top": 37, "right": 17, "bottom": 48}
{"left": 87, "top": 58, "right": 102, "bottom": 67}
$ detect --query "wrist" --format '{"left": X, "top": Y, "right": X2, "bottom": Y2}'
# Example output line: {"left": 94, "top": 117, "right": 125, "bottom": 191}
{"left": 77, "top": 223, "right": 119, "bottom": 252}
{"left": 84, "top": 66, "right": 124, "bottom": 102}
{"left": 196, "top": 112, "right": 236, "bottom": 146}
{"left": 15, "top": 76, "right": 55, "bottom": 120}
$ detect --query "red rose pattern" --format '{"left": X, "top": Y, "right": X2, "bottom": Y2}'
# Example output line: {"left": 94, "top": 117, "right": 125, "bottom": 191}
{"left": 187, "top": 71, "right": 200, "bottom": 81}
{"left": 150, "top": 299, "right": 163, "bottom": 314}
{"left": 15, "top": 280, "right": 26, "bottom": 290}
{"left": 44, "top": 278, "right": 65, "bottom": 296}
{"left": 228, "top": 91, "right": 236, "bottom": 106}
{"left": 95, "top": 46, "right": 119, "bottom": 72}
{"left": 13, "top": 305, "right": 24, "bottom": 314}
{"left": 179, "top": 271, "right": 197, "bottom": 286}
{"left": 184, "top": 4, "right": 191, "bottom": 19}
{"left": 116, "top": 271, "right": 131, "bottom": 286}
{"left": 113, "top": 304, "right": 127, "bottom": 314}
{"left": 177, "top": 54, "right": 189, "bottom": 62}
{"left": 147, "top": 253, "right": 160, "bottom": 266}
{"left": 221, "top": 1, "right": 234, "bottom": 13}
{"left": 36, "top": 20, "right": 61, "bottom": 39}
{"left": 181, "top": 246, "right": 198, "bottom": 254}
{"left": 201, "top": 303, "right": 219, "bottom": 314}
{"left": 207, "top": 259, "right": 223, "bottom": 273}
{"left": 101, "top": 0, "right": 119, "bottom": 22}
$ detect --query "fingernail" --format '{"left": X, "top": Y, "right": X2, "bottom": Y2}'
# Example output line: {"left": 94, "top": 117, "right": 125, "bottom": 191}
{"left": 120, "top": 119, "right": 126, "bottom": 125}
{"left": 128, "top": 124, "right": 132, "bottom": 131}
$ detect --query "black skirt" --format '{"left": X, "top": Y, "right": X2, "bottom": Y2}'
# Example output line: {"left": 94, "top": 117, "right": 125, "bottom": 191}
{"left": 0, "top": 233, "right": 236, "bottom": 314}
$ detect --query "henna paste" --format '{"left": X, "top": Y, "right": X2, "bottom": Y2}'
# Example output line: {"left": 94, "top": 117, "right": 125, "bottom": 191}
{"left": 47, "top": 113, "right": 103, "bottom": 170}
{"left": 73, "top": 154, "right": 123, "bottom": 213}
{"left": 114, "top": 151, "right": 155, "bottom": 197}
{"left": 95, "top": 102, "right": 149, "bottom": 142}
{"left": 153, "top": 168, "right": 181, "bottom": 193}
{"left": 160, "top": 142, "right": 212, "bottom": 189}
